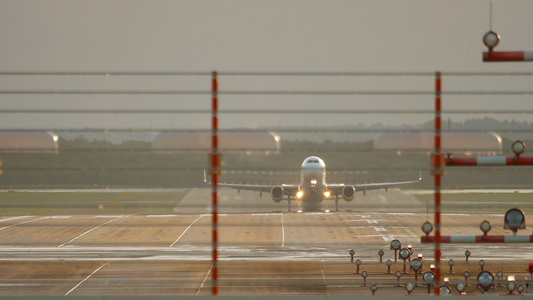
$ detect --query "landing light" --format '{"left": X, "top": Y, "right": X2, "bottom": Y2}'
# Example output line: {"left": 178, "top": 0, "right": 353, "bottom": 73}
{"left": 324, "top": 191, "right": 331, "bottom": 198}
{"left": 296, "top": 191, "right": 304, "bottom": 199}
{"left": 310, "top": 179, "right": 317, "bottom": 185}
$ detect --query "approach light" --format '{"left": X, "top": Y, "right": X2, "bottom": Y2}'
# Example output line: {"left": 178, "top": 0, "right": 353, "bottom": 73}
{"left": 465, "top": 250, "right": 471, "bottom": 263}
{"left": 423, "top": 271, "right": 434, "bottom": 284}
{"left": 355, "top": 259, "right": 362, "bottom": 274}
{"left": 378, "top": 249, "right": 385, "bottom": 262}
{"left": 399, "top": 248, "right": 410, "bottom": 261}
{"left": 370, "top": 284, "right": 377, "bottom": 295}
{"left": 440, "top": 285, "right": 452, "bottom": 295}
{"left": 423, "top": 271, "right": 435, "bottom": 294}
{"left": 361, "top": 271, "right": 368, "bottom": 286}
{"left": 421, "top": 222, "right": 433, "bottom": 235}
{"left": 405, "top": 282, "right": 415, "bottom": 295}
{"left": 463, "top": 270, "right": 471, "bottom": 282}
{"left": 480, "top": 220, "right": 492, "bottom": 236}
{"left": 448, "top": 259, "right": 455, "bottom": 274}
{"left": 483, "top": 31, "right": 500, "bottom": 50}
{"left": 410, "top": 258, "right": 422, "bottom": 272}
{"left": 390, "top": 239, "right": 401, "bottom": 262}
{"left": 296, "top": 191, "right": 304, "bottom": 199}
{"left": 497, "top": 270, "right": 503, "bottom": 285}
{"left": 517, "top": 284, "right": 525, "bottom": 295}
{"left": 504, "top": 208, "right": 526, "bottom": 235}
{"left": 506, "top": 276, "right": 516, "bottom": 294}
{"left": 511, "top": 140, "right": 526, "bottom": 157}
{"left": 456, "top": 282, "right": 466, "bottom": 294}
{"left": 477, "top": 271, "right": 495, "bottom": 292}
{"left": 395, "top": 271, "right": 402, "bottom": 286}
{"left": 479, "top": 259, "right": 485, "bottom": 272}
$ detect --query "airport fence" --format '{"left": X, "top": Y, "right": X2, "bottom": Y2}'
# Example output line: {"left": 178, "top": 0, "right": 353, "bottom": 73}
{"left": 0, "top": 71, "right": 533, "bottom": 296}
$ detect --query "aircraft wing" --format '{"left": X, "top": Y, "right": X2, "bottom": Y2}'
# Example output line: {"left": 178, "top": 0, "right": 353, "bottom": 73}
{"left": 203, "top": 170, "right": 299, "bottom": 197}
{"left": 326, "top": 176, "right": 421, "bottom": 196}
{"left": 218, "top": 183, "right": 300, "bottom": 197}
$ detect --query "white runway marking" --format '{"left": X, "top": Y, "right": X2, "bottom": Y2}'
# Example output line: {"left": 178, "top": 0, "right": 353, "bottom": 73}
{"left": 0, "top": 216, "right": 47, "bottom": 232}
{"left": 197, "top": 265, "right": 212, "bottom": 296}
{"left": 58, "top": 215, "right": 133, "bottom": 248}
{"left": 320, "top": 264, "right": 329, "bottom": 297}
{"left": 65, "top": 261, "right": 108, "bottom": 296}
{"left": 169, "top": 214, "right": 206, "bottom": 247}
{"left": 0, "top": 216, "right": 32, "bottom": 223}
{"left": 374, "top": 226, "right": 386, "bottom": 232}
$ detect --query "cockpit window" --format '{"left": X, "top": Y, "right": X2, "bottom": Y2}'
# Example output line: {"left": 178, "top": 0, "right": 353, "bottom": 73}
{"left": 307, "top": 159, "right": 319, "bottom": 163}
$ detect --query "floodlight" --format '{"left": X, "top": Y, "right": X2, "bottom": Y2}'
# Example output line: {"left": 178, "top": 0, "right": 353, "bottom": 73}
{"left": 504, "top": 208, "right": 526, "bottom": 235}
{"left": 421, "top": 222, "right": 433, "bottom": 235}
{"left": 480, "top": 220, "right": 492, "bottom": 235}
{"left": 405, "top": 282, "right": 415, "bottom": 294}
{"left": 483, "top": 31, "right": 500, "bottom": 49}
{"left": 410, "top": 258, "right": 422, "bottom": 272}
{"left": 456, "top": 282, "right": 466, "bottom": 294}
{"left": 370, "top": 284, "right": 377, "bottom": 295}
{"left": 399, "top": 248, "right": 410, "bottom": 261}
{"left": 517, "top": 284, "right": 525, "bottom": 294}
{"left": 440, "top": 285, "right": 452, "bottom": 295}
{"left": 507, "top": 281, "right": 516, "bottom": 294}
{"left": 477, "top": 271, "right": 495, "bottom": 291}
{"left": 511, "top": 140, "right": 526, "bottom": 157}
{"left": 423, "top": 271, "right": 435, "bottom": 285}
{"left": 390, "top": 239, "right": 401, "bottom": 250}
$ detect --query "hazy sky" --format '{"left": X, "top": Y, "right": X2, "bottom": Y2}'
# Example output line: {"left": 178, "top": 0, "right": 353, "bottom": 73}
{"left": 1, "top": 0, "right": 532, "bottom": 137}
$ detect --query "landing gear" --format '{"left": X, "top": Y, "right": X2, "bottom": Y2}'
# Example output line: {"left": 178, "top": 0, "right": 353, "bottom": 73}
{"left": 287, "top": 198, "right": 292, "bottom": 212}
{"left": 335, "top": 198, "right": 339, "bottom": 212}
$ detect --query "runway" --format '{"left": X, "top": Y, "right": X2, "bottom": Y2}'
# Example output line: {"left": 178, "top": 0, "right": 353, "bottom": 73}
{"left": 0, "top": 188, "right": 532, "bottom": 297}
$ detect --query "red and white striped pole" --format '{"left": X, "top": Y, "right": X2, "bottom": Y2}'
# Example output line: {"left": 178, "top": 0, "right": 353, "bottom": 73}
{"left": 211, "top": 71, "right": 219, "bottom": 295}
{"left": 483, "top": 51, "right": 533, "bottom": 62}
{"left": 422, "top": 235, "right": 533, "bottom": 243}
{"left": 433, "top": 71, "right": 442, "bottom": 295}
{"left": 445, "top": 156, "right": 533, "bottom": 166}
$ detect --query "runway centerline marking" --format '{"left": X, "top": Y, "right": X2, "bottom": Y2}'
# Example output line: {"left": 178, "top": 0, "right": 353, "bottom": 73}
{"left": 169, "top": 214, "right": 206, "bottom": 247}
{"left": 58, "top": 215, "right": 133, "bottom": 248}
{"left": 65, "top": 261, "right": 108, "bottom": 296}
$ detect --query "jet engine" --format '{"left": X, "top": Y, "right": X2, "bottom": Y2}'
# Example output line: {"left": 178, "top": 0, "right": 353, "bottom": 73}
{"left": 342, "top": 185, "right": 355, "bottom": 202}
{"left": 271, "top": 186, "right": 284, "bottom": 202}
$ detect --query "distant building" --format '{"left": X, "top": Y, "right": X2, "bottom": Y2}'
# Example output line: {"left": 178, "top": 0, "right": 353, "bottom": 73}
{"left": 152, "top": 131, "right": 280, "bottom": 154}
{"left": 0, "top": 131, "right": 59, "bottom": 153}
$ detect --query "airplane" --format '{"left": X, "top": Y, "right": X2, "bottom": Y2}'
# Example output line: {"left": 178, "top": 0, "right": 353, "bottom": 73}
{"left": 205, "top": 156, "right": 421, "bottom": 212}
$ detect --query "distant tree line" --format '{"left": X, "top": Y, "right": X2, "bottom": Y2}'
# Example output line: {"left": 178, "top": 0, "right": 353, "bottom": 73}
{"left": 0, "top": 118, "right": 532, "bottom": 189}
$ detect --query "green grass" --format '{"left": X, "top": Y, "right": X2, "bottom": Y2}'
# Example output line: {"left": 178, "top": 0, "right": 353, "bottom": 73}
{"left": 0, "top": 190, "right": 188, "bottom": 216}
{"left": 413, "top": 192, "right": 533, "bottom": 214}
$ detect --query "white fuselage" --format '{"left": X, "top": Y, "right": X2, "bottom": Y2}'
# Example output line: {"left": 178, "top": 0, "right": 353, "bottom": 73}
{"left": 298, "top": 156, "right": 328, "bottom": 210}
